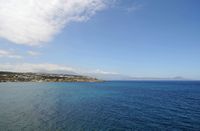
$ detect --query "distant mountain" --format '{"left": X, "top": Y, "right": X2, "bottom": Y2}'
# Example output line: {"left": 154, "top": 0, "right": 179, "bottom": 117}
{"left": 86, "top": 72, "right": 187, "bottom": 81}
{"left": 129, "top": 76, "right": 186, "bottom": 81}
{"left": 87, "top": 73, "right": 133, "bottom": 80}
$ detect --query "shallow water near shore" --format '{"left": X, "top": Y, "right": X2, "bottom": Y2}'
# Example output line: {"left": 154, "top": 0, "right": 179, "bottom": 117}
{"left": 0, "top": 81, "right": 200, "bottom": 130}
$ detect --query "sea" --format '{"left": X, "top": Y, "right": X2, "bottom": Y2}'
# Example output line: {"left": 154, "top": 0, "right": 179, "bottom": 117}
{"left": 0, "top": 81, "right": 200, "bottom": 131}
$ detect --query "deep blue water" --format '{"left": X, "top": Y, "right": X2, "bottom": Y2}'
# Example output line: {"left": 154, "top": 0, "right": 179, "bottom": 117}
{"left": 0, "top": 81, "right": 200, "bottom": 130}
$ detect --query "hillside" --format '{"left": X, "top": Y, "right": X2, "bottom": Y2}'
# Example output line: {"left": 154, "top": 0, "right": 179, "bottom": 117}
{"left": 0, "top": 71, "right": 101, "bottom": 82}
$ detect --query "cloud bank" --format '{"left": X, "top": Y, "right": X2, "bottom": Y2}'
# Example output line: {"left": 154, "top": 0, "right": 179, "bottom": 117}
{"left": 0, "top": 49, "right": 22, "bottom": 59}
{"left": 0, "top": 63, "right": 76, "bottom": 74}
{"left": 0, "top": 0, "right": 112, "bottom": 46}
{"left": 0, "top": 63, "right": 121, "bottom": 79}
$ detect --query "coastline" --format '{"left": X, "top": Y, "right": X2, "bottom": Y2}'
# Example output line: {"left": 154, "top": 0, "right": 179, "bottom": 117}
{"left": 0, "top": 71, "right": 102, "bottom": 83}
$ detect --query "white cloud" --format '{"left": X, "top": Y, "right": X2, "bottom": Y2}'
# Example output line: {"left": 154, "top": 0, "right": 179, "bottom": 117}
{"left": 126, "top": 2, "right": 143, "bottom": 12}
{"left": 92, "top": 69, "right": 119, "bottom": 75}
{"left": 0, "top": 63, "right": 122, "bottom": 79}
{"left": 0, "top": 49, "right": 22, "bottom": 59}
{"left": 27, "top": 51, "right": 41, "bottom": 56}
{"left": 0, "top": 0, "right": 113, "bottom": 46}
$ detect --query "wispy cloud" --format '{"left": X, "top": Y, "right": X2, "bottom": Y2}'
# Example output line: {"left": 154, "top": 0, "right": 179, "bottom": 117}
{"left": 0, "top": 49, "right": 22, "bottom": 59}
{"left": 126, "top": 2, "right": 143, "bottom": 12}
{"left": 92, "top": 69, "right": 119, "bottom": 75}
{"left": 0, "top": 0, "right": 114, "bottom": 46}
{"left": 27, "top": 51, "right": 41, "bottom": 56}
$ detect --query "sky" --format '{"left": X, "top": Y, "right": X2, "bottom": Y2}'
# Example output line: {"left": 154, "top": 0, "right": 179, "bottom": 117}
{"left": 0, "top": 0, "right": 200, "bottom": 80}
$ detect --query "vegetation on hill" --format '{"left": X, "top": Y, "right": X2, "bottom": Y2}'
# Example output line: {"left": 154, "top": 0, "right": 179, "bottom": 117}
{"left": 0, "top": 71, "right": 101, "bottom": 82}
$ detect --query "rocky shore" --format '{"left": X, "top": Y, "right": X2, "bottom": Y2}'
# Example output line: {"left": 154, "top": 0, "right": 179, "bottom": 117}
{"left": 0, "top": 71, "right": 101, "bottom": 82}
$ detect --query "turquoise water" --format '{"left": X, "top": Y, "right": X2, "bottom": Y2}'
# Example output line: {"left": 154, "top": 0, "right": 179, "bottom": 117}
{"left": 0, "top": 81, "right": 200, "bottom": 130}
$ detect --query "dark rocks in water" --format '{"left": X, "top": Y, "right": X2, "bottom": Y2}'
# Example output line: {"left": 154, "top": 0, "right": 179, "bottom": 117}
{"left": 0, "top": 71, "right": 101, "bottom": 82}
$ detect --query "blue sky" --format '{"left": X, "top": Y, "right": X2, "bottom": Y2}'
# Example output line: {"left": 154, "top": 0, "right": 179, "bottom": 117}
{"left": 0, "top": 0, "right": 200, "bottom": 79}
